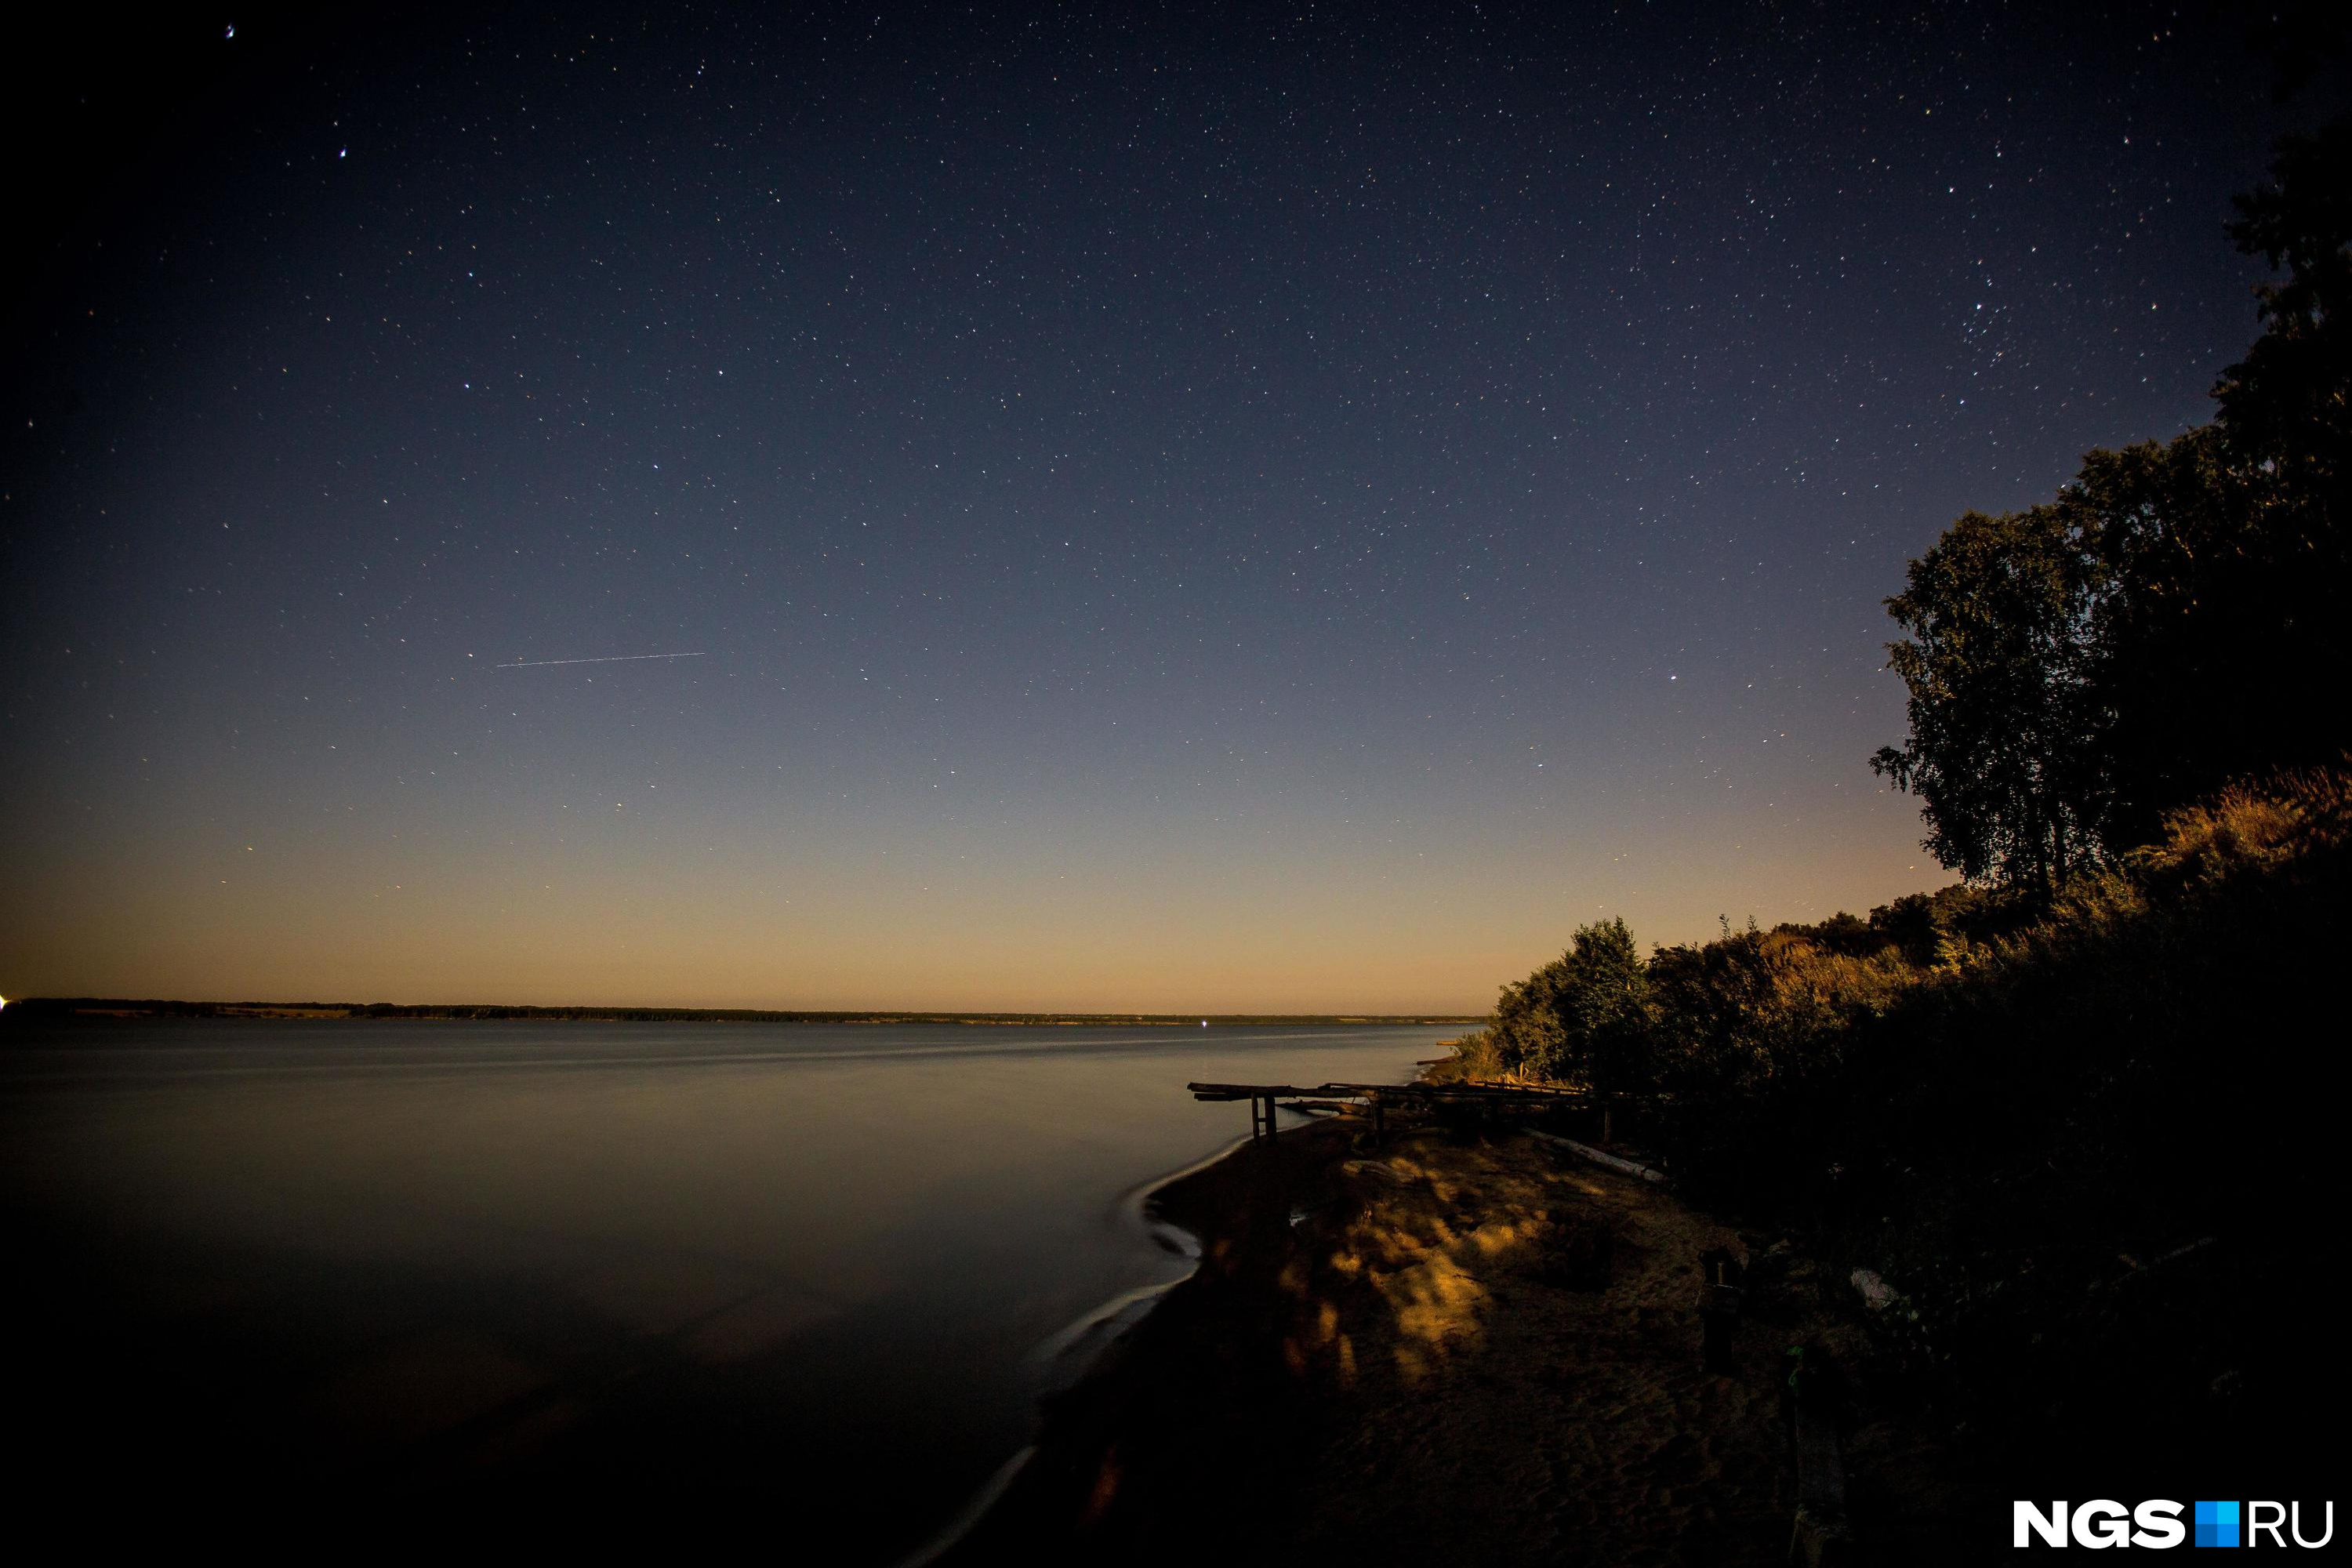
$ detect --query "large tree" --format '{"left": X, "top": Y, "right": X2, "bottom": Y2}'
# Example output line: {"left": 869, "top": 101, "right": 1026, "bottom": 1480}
{"left": 2066, "top": 430, "right": 2253, "bottom": 850}
{"left": 1871, "top": 505, "right": 2107, "bottom": 894}
{"left": 2216, "top": 118, "right": 2351, "bottom": 508}
{"left": 1876, "top": 120, "right": 2351, "bottom": 885}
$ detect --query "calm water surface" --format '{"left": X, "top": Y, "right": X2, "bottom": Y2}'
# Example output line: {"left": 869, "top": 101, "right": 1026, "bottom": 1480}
{"left": 0, "top": 1020, "right": 1439, "bottom": 1555}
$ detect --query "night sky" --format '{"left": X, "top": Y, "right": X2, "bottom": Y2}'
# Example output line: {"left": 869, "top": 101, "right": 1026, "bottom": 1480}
{"left": 0, "top": 3, "right": 2321, "bottom": 1010}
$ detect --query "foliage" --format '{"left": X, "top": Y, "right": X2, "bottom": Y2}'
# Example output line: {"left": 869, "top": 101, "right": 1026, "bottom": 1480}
{"left": 1874, "top": 121, "right": 2352, "bottom": 887}
{"left": 1454, "top": 767, "right": 2348, "bottom": 1477}
{"left": 1446, "top": 118, "right": 2352, "bottom": 1490}
{"left": 1461, "top": 918, "right": 1650, "bottom": 1087}
{"left": 2216, "top": 117, "right": 2352, "bottom": 495}
{"left": 1869, "top": 504, "right": 2107, "bottom": 892}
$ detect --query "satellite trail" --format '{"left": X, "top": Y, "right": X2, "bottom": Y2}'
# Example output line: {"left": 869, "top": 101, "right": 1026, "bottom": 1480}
{"left": 495, "top": 652, "right": 706, "bottom": 670}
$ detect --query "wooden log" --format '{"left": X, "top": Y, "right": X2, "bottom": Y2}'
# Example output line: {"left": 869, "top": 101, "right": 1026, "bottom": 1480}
{"left": 1450, "top": 1076, "right": 1594, "bottom": 1097}
{"left": 1527, "top": 1130, "right": 1671, "bottom": 1185}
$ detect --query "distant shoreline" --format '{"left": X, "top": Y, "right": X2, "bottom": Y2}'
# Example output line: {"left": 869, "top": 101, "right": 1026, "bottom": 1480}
{"left": 0, "top": 997, "right": 1482, "bottom": 1028}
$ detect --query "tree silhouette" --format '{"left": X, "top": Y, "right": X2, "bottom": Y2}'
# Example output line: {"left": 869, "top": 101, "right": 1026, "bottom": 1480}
{"left": 1876, "top": 119, "right": 2351, "bottom": 886}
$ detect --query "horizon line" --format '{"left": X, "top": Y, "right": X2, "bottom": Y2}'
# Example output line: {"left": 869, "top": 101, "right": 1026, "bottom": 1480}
{"left": 2, "top": 995, "right": 1485, "bottom": 1023}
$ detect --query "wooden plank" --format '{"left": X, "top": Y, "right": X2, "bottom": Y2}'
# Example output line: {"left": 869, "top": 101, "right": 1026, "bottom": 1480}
{"left": 1187, "top": 1080, "right": 1595, "bottom": 1102}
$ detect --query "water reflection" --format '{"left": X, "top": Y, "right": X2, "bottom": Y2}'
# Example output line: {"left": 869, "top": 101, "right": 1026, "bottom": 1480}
{"left": 0, "top": 1022, "right": 1436, "bottom": 1558}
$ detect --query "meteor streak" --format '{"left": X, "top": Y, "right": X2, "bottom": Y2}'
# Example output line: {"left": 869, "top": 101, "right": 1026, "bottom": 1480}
{"left": 495, "top": 652, "right": 706, "bottom": 669}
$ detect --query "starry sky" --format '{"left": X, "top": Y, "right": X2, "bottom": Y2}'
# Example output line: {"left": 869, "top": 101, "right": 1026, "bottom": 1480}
{"left": 0, "top": 2, "right": 2328, "bottom": 1011}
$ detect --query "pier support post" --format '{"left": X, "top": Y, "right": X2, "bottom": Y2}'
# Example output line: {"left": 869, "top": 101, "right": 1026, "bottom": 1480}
{"left": 1786, "top": 1348, "right": 1853, "bottom": 1565}
{"left": 1698, "top": 1247, "right": 1746, "bottom": 1373}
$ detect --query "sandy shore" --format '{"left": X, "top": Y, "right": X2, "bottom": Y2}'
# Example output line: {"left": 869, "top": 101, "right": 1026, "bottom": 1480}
{"left": 945, "top": 1115, "right": 1976, "bottom": 1566}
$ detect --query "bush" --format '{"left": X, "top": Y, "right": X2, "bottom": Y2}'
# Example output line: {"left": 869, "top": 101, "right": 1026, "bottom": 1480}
{"left": 1469, "top": 768, "right": 2350, "bottom": 1478}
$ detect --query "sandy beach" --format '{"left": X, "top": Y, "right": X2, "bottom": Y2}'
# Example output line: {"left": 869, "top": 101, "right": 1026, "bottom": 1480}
{"left": 948, "top": 1114, "right": 1978, "bottom": 1566}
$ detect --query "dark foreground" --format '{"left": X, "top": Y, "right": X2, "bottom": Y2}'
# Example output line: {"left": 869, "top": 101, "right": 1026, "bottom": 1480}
{"left": 949, "top": 1116, "right": 1980, "bottom": 1566}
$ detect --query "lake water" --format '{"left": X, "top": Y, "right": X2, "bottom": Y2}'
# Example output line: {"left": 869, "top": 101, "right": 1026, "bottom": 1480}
{"left": 0, "top": 1020, "right": 1441, "bottom": 1555}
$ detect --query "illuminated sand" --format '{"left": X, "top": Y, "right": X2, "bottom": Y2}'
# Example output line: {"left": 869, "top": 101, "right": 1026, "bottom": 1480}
{"left": 950, "top": 1120, "right": 1974, "bottom": 1565}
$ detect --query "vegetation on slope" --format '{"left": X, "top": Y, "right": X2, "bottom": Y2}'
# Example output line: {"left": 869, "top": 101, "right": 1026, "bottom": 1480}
{"left": 1447, "top": 118, "right": 2350, "bottom": 1484}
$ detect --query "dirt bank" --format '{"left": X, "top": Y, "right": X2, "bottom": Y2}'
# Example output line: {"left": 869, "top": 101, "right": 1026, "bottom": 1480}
{"left": 946, "top": 1116, "right": 1976, "bottom": 1566}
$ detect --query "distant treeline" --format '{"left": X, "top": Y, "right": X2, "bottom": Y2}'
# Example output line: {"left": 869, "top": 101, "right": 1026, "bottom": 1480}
{"left": 1443, "top": 121, "right": 2350, "bottom": 1484}
{"left": 0, "top": 998, "right": 1477, "bottom": 1029}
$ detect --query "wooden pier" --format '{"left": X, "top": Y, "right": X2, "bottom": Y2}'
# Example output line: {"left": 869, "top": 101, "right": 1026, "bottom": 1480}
{"left": 1188, "top": 1079, "right": 1589, "bottom": 1143}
